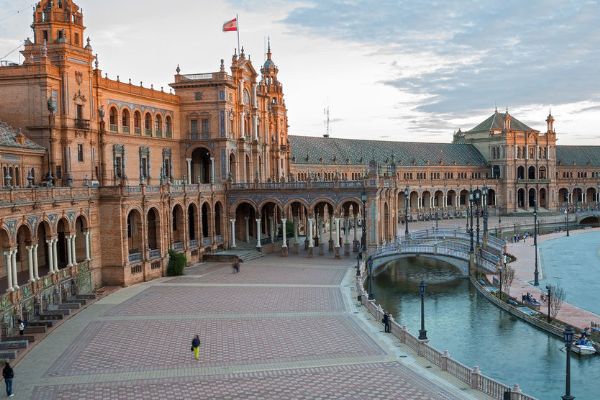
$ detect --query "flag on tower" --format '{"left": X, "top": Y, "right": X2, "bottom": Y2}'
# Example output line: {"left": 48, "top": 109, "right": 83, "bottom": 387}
{"left": 223, "top": 18, "right": 238, "bottom": 32}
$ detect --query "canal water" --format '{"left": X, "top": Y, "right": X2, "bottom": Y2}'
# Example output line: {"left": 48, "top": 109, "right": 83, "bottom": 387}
{"left": 372, "top": 257, "right": 600, "bottom": 400}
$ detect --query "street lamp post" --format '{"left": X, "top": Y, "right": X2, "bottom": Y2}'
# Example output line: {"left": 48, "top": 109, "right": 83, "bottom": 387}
{"left": 469, "top": 190, "right": 474, "bottom": 253}
{"left": 546, "top": 285, "right": 552, "bottom": 323}
{"left": 368, "top": 258, "right": 375, "bottom": 300}
{"left": 474, "top": 188, "right": 481, "bottom": 249}
{"left": 404, "top": 187, "right": 409, "bottom": 237}
{"left": 361, "top": 191, "right": 367, "bottom": 251}
{"left": 418, "top": 280, "right": 427, "bottom": 340}
{"left": 565, "top": 208, "right": 570, "bottom": 237}
{"left": 435, "top": 210, "right": 439, "bottom": 230}
{"left": 482, "top": 186, "right": 489, "bottom": 244}
{"left": 534, "top": 201, "right": 539, "bottom": 286}
{"left": 562, "top": 326, "right": 575, "bottom": 400}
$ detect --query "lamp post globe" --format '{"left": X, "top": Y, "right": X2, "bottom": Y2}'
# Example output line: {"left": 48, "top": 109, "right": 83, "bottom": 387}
{"left": 418, "top": 280, "right": 428, "bottom": 340}
{"left": 562, "top": 326, "right": 575, "bottom": 400}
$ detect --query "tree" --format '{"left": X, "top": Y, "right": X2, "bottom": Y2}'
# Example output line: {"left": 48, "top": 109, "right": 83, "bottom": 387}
{"left": 541, "top": 283, "right": 566, "bottom": 321}
{"left": 167, "top": 249, "right": 187, "bottom": 276}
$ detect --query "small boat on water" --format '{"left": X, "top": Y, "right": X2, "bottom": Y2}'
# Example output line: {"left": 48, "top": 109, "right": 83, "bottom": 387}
{"left": 572, "top": 337, "right": 597, "bottom": 356}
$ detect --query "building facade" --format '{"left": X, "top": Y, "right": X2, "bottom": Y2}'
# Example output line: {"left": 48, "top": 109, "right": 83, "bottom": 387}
{"left": 0, "top": 0, "right": 599, "bottom": 308}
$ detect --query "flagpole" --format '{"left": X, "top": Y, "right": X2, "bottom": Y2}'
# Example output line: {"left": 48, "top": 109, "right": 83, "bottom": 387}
{"left": 236, "top": 13, "right": 241, "bottom": 57}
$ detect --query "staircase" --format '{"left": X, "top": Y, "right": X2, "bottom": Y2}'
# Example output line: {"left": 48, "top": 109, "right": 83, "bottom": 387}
{"left": 206, "top": 248, "right": 265, "bottom": 263}
{"left": 0, "top": 294, "right": 97, "bottom": 362}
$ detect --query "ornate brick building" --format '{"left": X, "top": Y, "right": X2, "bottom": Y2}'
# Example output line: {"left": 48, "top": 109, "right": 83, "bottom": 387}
{"left": 0, "top": 0, "right": 599, "bottom": 323}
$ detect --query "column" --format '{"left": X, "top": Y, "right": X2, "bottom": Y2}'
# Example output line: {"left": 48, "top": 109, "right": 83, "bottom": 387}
{"left": 47, "top": 239, "right": 55, "bottom": 274}
{"left": 52, "top": 238, "right": 58, "bottom": 271}
{"left": 27, "top": 246, "right": 34, "bottom": 282}
{"left": 253, "top": 115, "right": 258, "bottom": 141}
{"left": 84, "top": 231, "right": 91, "bottom": 261}
{"left": 281, "top": 218, "right": 288, "bottom": 256}
{"left": 186, "top": 158, "right": 192, "bottom": 184}
{"left": 66, "top": 235, "right": 73, "bottom": 267}
{"left": 293, "top": 217, "right": 299, "bottom": 243}
{"left": 230, "top": 219, "right": 236, "bottom": 248}
{"left": 334, "top": 217, "right": 341, "bottom": 258}
{"left": 33, "top": 244, "right": 40, "bottom": 280}
{"left": 255, "top": 218, "right": 262, "bottom": 249}
{"left": 244, "top": 217, "right": 250, "bottom": 242}
{"left": 11, "top": 250, "right": 18, "bottom": 289}
{"left": 240, "top": 112, "right": 245, "bottom": 137}
{"left": 307, "top": 217, "right": 314, "bottom": 257}
{"left": 71, "top": 235, "right": 77, "bottom": 265}
{"left": 269, "top": 216, "right": 275, "bottom": 243}
{"left": 210, "top": 157, "right": 215, "bottom": 184}
{"left": 4, "top": 251, "right": 13, "bottom": 292}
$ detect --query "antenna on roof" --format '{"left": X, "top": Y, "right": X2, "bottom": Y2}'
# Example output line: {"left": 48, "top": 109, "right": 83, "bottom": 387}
{"left": 323, "top": 106, "right": 330, "bottom": 138}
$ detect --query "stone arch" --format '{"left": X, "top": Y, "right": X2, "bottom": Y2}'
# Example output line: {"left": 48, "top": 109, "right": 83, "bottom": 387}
{"left": 190, "top": 147, "right": 211, "bottom": 184}
{"left": 580, "top": 216, "right": 599, "bottom": 225}
{"left": 517, "top": 188, "right": 525, "bottom": 208}
{"left": 165, "top": 115, "right": 173, "bottom": 137}
{"left": 517, "top": 165, "right": 525, "bottom": 180}
{"left": 422, "top": 191, "right": 431, "bottom": 209}
{"left": 56, "top": 218, "right": 70, "bottom": 268}
{"left": 447, "top": 190, "right": 456, "bottom": 207}
{"left": 133, "top": 110, "right": 142, "bottom": 134}
{"left": 234, "top": 201, "right": 257, "bottom": 243}
{"left": 144, "top": 112, "right": 153, "bottom": 136}
{"left": 127, "top": 209, "right": 143, "bottom": 258}
{"left": 229, "top": 152, "right": 237, "bottom": 182}
{"left": 36, "top": 221, "right": 51, "bottom": 277}
{"left": 409, "top": 191, "right": 419, "bottom": 209}
{"left": 155, "top": 113, "right": 163, "bottom": 136}
{"left": 214, "top": 201, "right": 224, "bottom": 238}
{"left": 109, "top": 105, "right": 118, "bottom": 132}
{"left": 121, "top": 107, "right": 131, "bottom": 133}
{"left": 201, "top": 202, "right": 211, "bottom": 240}
{"left": 171, "top": 203, "right": 185, "bottom": 245}
{"left": 147, "top": 207, "right": 161, "bottom": 253}
{"left": 528, "top": 188, "right": 536, "bottom": 207}
{"left": 539, "top": 188, "right": 547, "bottom": 208}
{"left": 75, "top": 215, "right": 87, "bottom": 263}
{"left": 434, "top": 190, "right": 444, "bottom": 208}
{"left": 573, "top": 187, "right": 583, "bottom": 204}
{"left": 528, "top": 166, "right": 536, "bottom": 180}
{"left": 259, "top": 200, "right": 283, "bottom": 244}
{"left": 558, "top": 188, "right": 569, "bottom": 204}
{"left": 0, "top": 228, "right": 10, "bottom": 284}
{"left": 15, "top": 224, "right": 32, "bottom": 286}
{"left": 487, "top": 189, "right": 496, "bottom": 206}
{"left": 188, "top": 203, "right": 198, "bottom": 242}
{"left": 459, "top": 189, "right": 469, "bottom": 207}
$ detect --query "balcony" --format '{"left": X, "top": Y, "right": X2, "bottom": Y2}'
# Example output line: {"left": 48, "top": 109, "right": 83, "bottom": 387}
{"left": 189, "top": 239, "right": 198, "bottom": 249}
{"left": 149, "top": 249, "right": 161, "bottom": 259}
{"left": 134, "top": 127, "right": 141, "bottom": 135}
{"left": 190, "top": 132, "right": 210, "bottom": 140}
{"left": 122, "top": 126, "right": 130, "bottom": 134}
{"left": 145, "top": 129, "right": 152, "bottom": 136}
{"left": 128, "top": 252, "right": 142, "bottom": 263}
{"left": 109, "top": 124, "right": 118, "bottom": 132}
{"left": 74, "top": 119, "right": 90, "bottom": 130}
{"left": 172, "top": 242, "right": 184, "bottom": 252}
{"left": 202, "top": 237, "right": 212, "bottom": 246}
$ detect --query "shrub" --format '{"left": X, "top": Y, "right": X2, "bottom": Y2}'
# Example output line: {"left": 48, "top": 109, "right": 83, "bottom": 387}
{"left": 167, "top": 249, "right": 187, "bottom": 276}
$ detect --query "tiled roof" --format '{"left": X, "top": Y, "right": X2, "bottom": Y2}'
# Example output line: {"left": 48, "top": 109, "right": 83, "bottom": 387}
{"left": 468, "top": 111, "right": 534, "bottom": 133}
{"left": 556, "top": 146, "right": 600, "bottom": 167}
{"left": 0, "top": 121, "right": 45, "bottom": 151}
{"left": 289, "top": 135, "right": 487, "bottom": 167}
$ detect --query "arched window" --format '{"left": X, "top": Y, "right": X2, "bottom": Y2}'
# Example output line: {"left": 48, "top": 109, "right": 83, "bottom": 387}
{"left": 134, "top": 111, "right": 142, "bottom": 134}
{"left": 155, "top": 114, "right": 163, "bottom": 137}
{"left": 165, "top": 116, "right": 172, "bottom": 138}
{"left": 109, "top": 107, "right": 118, "bottom": 132}
{"left": 243, "top": 89, "right": 250, "bottom": 105}
{"left": 122, "top": 109, "right": 130, "bottom": 133}
{"left": 144, "top": 113, "right": 152, "bottom": 136}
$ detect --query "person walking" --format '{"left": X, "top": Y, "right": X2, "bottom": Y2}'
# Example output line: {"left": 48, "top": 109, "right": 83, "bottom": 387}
{"left": 232, "top": 257, "right": 241, "bottom": 273}
{"left": 18, "top": 320, "right": 24, "bottom": 336}
{"left": 3, "top": 361, "right": 14, "bottom": 397}
{"left": 382, "top": 312, "right": 391, "bottom": 333}
{"left": 191, "top": 334, "right": 201, "bottom": 361}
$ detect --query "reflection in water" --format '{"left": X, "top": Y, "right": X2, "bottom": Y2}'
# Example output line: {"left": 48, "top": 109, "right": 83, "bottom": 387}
{"left": 372, "top": 256, "right": 600, "bottom": 400}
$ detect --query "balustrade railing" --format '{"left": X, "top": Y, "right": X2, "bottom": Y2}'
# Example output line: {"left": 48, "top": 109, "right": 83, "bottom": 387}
{"left": 189, "top": 239, "right": 198, "bottom": 249}
{"left": 202, "top": 237, "right": 212, "bottom": 246}
{"left": 172, "top": 242, "right": 184, "bottom": 252}
{"left": 128, "top": 252, "right": 142, "bottom": 263}
{"left": 149, "top": 249, "right": 161, "bottom": 259}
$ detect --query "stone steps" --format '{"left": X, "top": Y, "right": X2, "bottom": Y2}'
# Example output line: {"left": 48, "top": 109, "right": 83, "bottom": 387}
{"left": 58, "top": 302, "right": 81, "bottom": 310}
{"left": 0, "top": 340, "right": 28, "bottom": 351}
{"left": 24, "top": 325, "right": 46, "bottom": 334}
{"left": 0, "top": 350, "right": 17, "bottom": 360}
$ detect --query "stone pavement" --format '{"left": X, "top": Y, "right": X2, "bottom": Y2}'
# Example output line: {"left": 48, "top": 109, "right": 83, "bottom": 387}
{"left": 505, "top": 227, "right": 600, "bottom": 329}
{"left": 16, "top": 254, "right": 490, "bottom": 399}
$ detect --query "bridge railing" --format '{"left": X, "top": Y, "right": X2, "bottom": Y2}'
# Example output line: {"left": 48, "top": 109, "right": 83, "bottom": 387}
{"left": 356, "top": 276, "right": 535, "bottom": 400}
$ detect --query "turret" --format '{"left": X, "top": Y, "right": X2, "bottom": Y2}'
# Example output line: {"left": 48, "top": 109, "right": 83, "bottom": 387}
{"left": 546, "top": 111, "right": 555, "bottom": 133}
{"left": 32, "top": 0, "right": 85, "bottom": 47}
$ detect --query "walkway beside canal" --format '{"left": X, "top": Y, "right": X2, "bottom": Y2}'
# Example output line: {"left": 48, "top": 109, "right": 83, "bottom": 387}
{"left": 16, "top": 254, "right": 490, "bottom": 399}
{"left": 505, "top": 228, "right": 600, "bottom": 330}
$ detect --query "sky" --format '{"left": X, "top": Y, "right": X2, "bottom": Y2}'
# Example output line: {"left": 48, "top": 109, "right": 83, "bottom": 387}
{"left": 1, "top": 0, "right": 599, "bottom": 145}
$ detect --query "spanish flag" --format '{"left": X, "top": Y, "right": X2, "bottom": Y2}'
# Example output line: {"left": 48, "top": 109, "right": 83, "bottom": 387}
{"left": 223, "top": 18, "right": 238, "bottom": 32}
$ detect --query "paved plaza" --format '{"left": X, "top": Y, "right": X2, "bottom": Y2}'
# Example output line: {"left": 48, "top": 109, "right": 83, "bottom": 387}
{"left": 15, "top": 253, "right": 489, "bottom": 399}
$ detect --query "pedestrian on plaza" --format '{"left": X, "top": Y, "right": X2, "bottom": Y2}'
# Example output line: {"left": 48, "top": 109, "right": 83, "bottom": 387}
{"left": 3, "top": 360, "right": 14, "bottom": 397}
{"left": 18, "top": 320, "right": 24, "bottom": 336}
{"left": 382, "top": 312, "right": 391, "bottom": 333}
{"left": 232, "top": 257, "right": 241, "bottom": 273}
{"left": 191, "top": 334, "right": 201, "bottom": 361}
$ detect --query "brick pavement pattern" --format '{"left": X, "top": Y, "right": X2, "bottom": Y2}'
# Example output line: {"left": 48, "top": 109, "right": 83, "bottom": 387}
{"left": 46, "top": 315, "right": 385, "bottom": 377}
{"left": 166, "top": 264, "right": 347, "bottom": 285}
{"left": 104, "top": 285, "right": 345, "bottom": 316}
{"left": 33, "top": 362, "right": 461, "bottom": 400}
